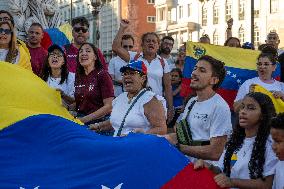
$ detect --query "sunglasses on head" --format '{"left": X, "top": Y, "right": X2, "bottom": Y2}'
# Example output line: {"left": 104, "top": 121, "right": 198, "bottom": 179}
{"left": 0, "top": 28, "right": 12, "bottom": 35}
{"left": 73, "top": 27, "right": 88, "bottom": 33}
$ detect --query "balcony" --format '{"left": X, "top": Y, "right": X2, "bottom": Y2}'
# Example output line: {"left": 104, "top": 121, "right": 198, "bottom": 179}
{"left": 155, "top": 0, "right": 177, "bottom": 8}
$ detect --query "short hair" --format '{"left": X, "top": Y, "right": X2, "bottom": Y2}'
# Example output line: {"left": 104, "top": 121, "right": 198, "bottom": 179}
{"left": 198, "top": 55, "right": 226, "bottom": 90}
{"left": 224, "top": 37, "right": 241, "bottom": 47}
{"left": 199, "top": 34, "right": 210, "bottom": 43}
{"left": 161, "top": 36, "right": 174, "bottom": 43}
{"left": 0, "top": 10, "right": 14, "bottom": 26}
{"left": 267, "top": 31, "right": 279, "bottom": 39}
{"left": 122, "top": 34, "right": 134, "bottom": 44}
{"left": 141, "top": 32, "right": 160, "bottom": 45}
{"left": 71, "top": 17, "right": 89, "bottom": 28}
{"left": 29, "top": 22, "right": 44, "bottom": 32}
{"left": 271, "top": 113, "right": 284, "bottom": 130}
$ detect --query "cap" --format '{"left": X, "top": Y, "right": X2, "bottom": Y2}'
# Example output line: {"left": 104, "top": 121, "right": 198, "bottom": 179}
{"left": 242, "top": 42, "right": 255, "bottom": 50}
{"left": 48, "top": 44, "right": 65, "bottom": 55}
{"left": 120, "top": 60, "right": 147, "bottom": 75}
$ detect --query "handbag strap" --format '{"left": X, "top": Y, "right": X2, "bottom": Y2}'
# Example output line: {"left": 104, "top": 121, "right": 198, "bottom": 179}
{"left": 116, "top": 89, "right": 148, "bottom": 136}
{"left": 184, "top": 100, "right": 196, "bottom": 120}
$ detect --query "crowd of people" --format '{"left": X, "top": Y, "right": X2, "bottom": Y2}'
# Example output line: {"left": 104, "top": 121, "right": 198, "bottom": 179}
{"left": 1, "top": 9, "right": 284, "bottom": 189}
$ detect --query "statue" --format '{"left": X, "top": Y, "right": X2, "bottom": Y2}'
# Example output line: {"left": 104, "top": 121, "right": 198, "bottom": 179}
{"left": 8, "top": 0, "right": 62, "bottom": 41}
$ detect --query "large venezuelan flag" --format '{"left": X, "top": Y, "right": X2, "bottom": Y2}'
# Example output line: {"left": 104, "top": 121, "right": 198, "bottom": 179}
{"left": 181, "top": 42, "right": 281, "bottom": 108}
{"left": 0, "top": 62, "right": 225, "bottom": 188}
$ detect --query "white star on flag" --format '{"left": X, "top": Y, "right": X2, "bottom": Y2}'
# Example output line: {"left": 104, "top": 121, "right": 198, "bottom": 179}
{"left": 237, "top": 79, "right": 241, "bottom": 83}
{"left": 102, "top": 183, "right": 123, "bottom": 189}
{"left": 232, "top": 74, "right": 237, "bottom": 78}
{"left": 227, "top": 71, "right": 231, "bottom": 75}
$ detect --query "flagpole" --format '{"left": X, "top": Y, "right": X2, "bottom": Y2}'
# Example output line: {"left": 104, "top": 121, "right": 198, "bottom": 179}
{"left": 251, "top": 0, "right": 254, "bottom": 45}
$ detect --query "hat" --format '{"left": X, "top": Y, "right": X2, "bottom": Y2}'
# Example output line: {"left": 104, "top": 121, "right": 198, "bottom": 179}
{"left": 47, "top": 44, "right": 65, "bottom": 55}
{"left": 242, "top": 42, "right": 255, "bottom": 50}
{"left": 120, "top": 60, "right": 147, "bottom": 75}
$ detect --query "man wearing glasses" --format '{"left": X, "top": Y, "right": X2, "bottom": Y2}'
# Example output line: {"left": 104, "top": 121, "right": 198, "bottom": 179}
{"left": 64, "top": 16, "right": 107, "bottom": 73}
{"left": 159, "top": 36, "right": 175, "bottom": 70}
{"left": 108, "top": 34, "right": 135, "bottom": 96}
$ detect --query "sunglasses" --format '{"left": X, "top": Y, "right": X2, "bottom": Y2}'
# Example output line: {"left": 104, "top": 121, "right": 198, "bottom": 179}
{"left": 73, "top": 27, "right": 88, "bottom": 33}
{"left": 0, "top": 28, "right": 12, "bottom": 35}
{"left": 122, "top": 45, "right": 134, "bottom": 49}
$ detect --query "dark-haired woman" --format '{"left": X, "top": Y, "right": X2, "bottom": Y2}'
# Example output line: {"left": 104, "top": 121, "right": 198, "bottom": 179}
{"left": 75, "top": 43, "right": 114, "bottom": 124}
{"left": 194, "top": 92, "right": 278, "bottom": 189}
{"left": 234, "top": 46, "right": 284, "bottom": 111}
{"left": 42, "top": 44, "right": 75, "bottom": 107}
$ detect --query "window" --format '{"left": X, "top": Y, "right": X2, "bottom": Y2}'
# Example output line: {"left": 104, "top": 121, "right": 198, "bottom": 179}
{"left": 159, "top": 8, "right": 165, "bottom": 21}
{"left": 254, "top": 10, "right": 259, "bottom": 18}
{"left": 254, "top": 26, "right": 260, "bottom": 47}
{"left": 225, "top": 0, "right": 232, "bottom": 21}
{"left": 188, "top": 4, "right": 191, "bottom": 17}
{"left": 202, "top": 5, "right": 207, "bottom": 26}
{"left": 270, "top": 0, "right": 278, "bottom": 13}
{"left": 147, "top": 0, "right": 155, "bottom": 4}
{"left": 179, "top": 5, "right": 183, "bottom": 19}
{"left": 147, "top": 16, "right": 156, "bottom": 23}
{"left": 213, "top": 3, "right": 219, "bottom": 24}
{"left": 213, "top": 30, "right": 218, "bottom": 45}
{"left": 239, "top": 0, "right": 245, "bottom": 20}
{"left": 238, "top": 27, "right": 245, "bottom": 43}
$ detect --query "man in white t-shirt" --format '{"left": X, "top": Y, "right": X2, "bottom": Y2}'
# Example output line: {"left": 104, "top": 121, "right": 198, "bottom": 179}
{"left": 112, "top": 19, "right": 174, "bottom": 123}
{"left": 166, "top": 55, "right": 232, "bottom": 163}
{"left": 109, "top": 34, "right": 135, "bottom": 97}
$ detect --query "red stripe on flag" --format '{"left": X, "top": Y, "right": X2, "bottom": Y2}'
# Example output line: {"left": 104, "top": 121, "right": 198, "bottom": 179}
{"left": 161, "top": 163, "right": 227, "bottom": 189}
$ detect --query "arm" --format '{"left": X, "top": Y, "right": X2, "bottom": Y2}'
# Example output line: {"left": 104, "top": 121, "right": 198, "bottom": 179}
{"left": 180, "top": 135, "right": 228, "bottom": 160}
{"left": 214, "top": 173, "right": 274, "bottom": 189}
{"left": 143, "top": 97, "right": 167, "bottom": 135}
{"left": 79, "top": 97, "right": 113, "bottom": 124}
{"left": 110, "top": 74, "right": 123, "bottom": 86}
{"left": 163, "top": 72, "right": 174, "bottom": 123}
{"left": 226, "top": 18, "right": 233, "bottom": 40}
{"left": 89, "top": 120, "right": 113, "bottom": 132}
{"left": 112, "top": 19, "right": 131, "bottom": 62}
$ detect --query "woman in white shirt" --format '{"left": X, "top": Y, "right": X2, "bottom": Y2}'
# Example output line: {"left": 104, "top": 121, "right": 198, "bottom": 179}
{"left": 41, "top": 44, "right": 75, "bottom": 108}
{"left": 234, "top": 46, "right": 284, "bottom": 112}
{"left": 194, "top": 92, "right": 278, "bottom": 189}
{"left": 90, "top": 60, "right": 167, "bottom": 136}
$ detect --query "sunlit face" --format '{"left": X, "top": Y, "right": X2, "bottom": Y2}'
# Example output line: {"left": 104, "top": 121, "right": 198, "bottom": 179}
{"left": 78, "top": 44, "right": 96, "bottom": 68}
{"left": 121, "top": 38, "right": 134, "bottom": 51}
{"left": 72, "top": 23, "right": 89, "bottom": 46}
{"left": 0, "top": 23, "right": 12, "bottom": 46}
{"left": 48, "top": 49, "right": 65, "bottom": 69}
{"left": 266, "top": 33, "right": 280, "bottom": 49}
{"left": 257, "top": 57, "right": 276, "bottom": 80}
{"left": 122, "top": 69, "right": 146, "bottom": 93}
{"left": 271, "top": 128, "right": 284, "bottom": 160}
{"left": 226, "top": 38, "right": 241, "bottom": 48}
{"left": 28, "top": 25, "right": 44, "bottom": 45}
{"left": 190, "top": 60, "right": 218, "bottom": 91}
{"left": 171, "top": 71, "right": 181, "bottom": 85}
{"left": 142, "top": 34, "right": 159, "bottom": 55}
{"left": 238, "top": 96, "right": 261, "bottom": 133}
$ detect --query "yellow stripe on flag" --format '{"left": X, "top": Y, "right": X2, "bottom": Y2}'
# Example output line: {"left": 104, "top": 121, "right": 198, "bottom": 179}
{"left": 186, "top": 42, "right": 260, "bottom": 70}
{"left": 254, "top": 85, "right": 284, "bottom": 114}
{"left": 0, "top": 62, "right": 82, "bottom": 130}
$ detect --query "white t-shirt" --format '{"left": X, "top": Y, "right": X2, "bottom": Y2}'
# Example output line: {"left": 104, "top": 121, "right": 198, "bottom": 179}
{"left": 129, "top": 51, "right": 171, "bottom": 96}
{"left": 110, "top": 90, "right": 166, "bottom": 136}
{"left": 235, "top": 77, "right": 284, "bottom": 102}
{"left": 46, "top": 72, "right": 75, "bottom": 98}
{"left": 108, "top": 56, "right": 128, "bottom": 97}
{"left": 273, "top": 161, "right": 284, "bottom": 189}
{"left": 165, "top": 55, "right": 176, "bottom": 71}
{"left": 0, "top": 49, "right": 20, "bottom": 64}
{"left": 214, "top": 136, "right": 278, "bottom": 184}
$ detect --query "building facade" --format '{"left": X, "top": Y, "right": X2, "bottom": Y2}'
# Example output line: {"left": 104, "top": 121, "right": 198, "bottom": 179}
{"left": 155, "top": 0, "right": 284, "bottom": 52}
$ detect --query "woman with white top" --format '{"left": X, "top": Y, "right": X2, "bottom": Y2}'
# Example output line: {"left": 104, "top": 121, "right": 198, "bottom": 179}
{"left": 234, "top": 46, "right": 284, "bottom": 112}
{"left": 90, "top": 60, "right": 167, "bottom": 136}
{"left": 41, "top": 44, "right": 75, "bottom": 108}
{"left": 194, "top": 92, "right": 278, "bottom": 189}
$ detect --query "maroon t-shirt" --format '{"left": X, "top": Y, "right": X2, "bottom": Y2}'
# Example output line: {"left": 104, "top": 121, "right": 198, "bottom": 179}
{"left": 27, "top": 46, "right": 48, "bottom": 76}
{"left": 74, "top": 69, "right": 114, "bottom": 115}
{"left": 65, "top": 43, "right": 108, "bottom": 73}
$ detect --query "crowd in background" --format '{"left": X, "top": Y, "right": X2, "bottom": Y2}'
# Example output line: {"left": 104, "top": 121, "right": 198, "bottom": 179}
{"left": 1, "top": 9, "right": 284, "bottom": 189}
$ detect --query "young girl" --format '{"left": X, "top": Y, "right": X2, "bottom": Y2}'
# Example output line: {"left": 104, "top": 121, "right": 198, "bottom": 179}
{"left": 41, "top": 44, "right": 75, "bottom": 109}
{"left": 194, "top": 92, "right": 278, "bottom": 188}
{"left": 168, "top": 68, "right": 184, "bottom": 130}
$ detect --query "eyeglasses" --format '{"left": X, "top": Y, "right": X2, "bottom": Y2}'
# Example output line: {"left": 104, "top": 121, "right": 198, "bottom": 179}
{"left": 73, "top": 27, "right": 88, "bottom": 33}
{"left": 0, "top": 17, "right": 11, "bottom": 22}
{"left": 122, "top": 71, "right": 142, "bottom": 77}
{"left": 122, "top": 45, "right": 134, "bottom": 49}
{"left": 256, "top": 63, "right": 274, "bottom": 67}
{"left": 0, "top": 28, "right": 12, "bottom": 35}
{"left": 49, "top": 53, "right": 63, "bottom": 58}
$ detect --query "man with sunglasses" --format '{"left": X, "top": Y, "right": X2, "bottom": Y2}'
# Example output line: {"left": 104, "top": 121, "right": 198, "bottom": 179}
{"left": 108, "top": 34, "right": 135, "bottom": 96}
{"left": 64, "top": 17, "right": 107, "bottom": 73}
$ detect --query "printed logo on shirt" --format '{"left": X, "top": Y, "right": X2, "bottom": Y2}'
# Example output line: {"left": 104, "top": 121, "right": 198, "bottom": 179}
{"left": 193, "top": 113, "right": 208, "bottom": 122}
{"left": 67, "top": 54, "right": 77, "bottom": 58}
{"left": 230, "top": 153, "right": 237, "bottom": 169}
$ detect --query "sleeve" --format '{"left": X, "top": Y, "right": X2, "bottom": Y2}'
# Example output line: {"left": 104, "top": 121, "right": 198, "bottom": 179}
{"left": 263, "top": 140, "right": 279, "bottom": 177}
{"left": 162, "top": 58, "right": 171, "bottom": 74}
{"left": 129, "top": 51, "right": 138, "bottom": 61}
{"left": 234, "top": 80, "right": 250, "bottom": 102}
{"left": 98, "top": 70, "right": 115, "bottom": 99}
{"left": 108, "top": 58, "right": 115, "bottom": 75}
{"left": 209, "top": 104, "right": 232, "bottom": 138}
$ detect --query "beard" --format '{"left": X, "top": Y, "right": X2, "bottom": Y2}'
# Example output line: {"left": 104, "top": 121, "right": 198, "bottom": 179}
{"left": 160, "top": 47, "right": 171, "bottom": 55}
